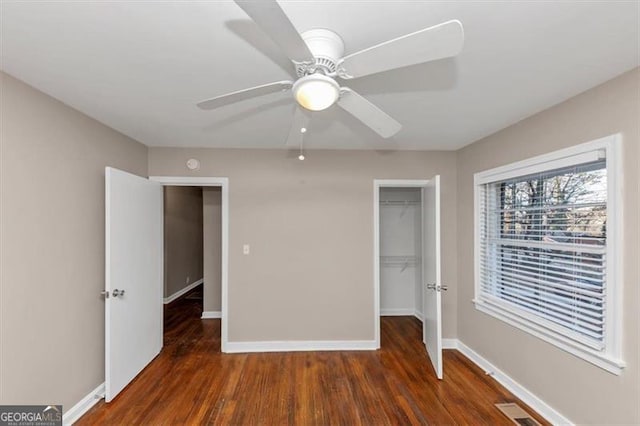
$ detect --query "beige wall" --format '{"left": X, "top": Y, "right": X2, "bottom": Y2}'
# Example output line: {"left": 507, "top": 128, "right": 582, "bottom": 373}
{"left": 203, "top": 188, "right": 222, "bottom": 312}
{"left": 149, "top": 149, "right": 458, "bottom": 342}
{"left": 456, "top": 68, "right": 639, "bottom": 424}
{"left": 0, "top": 74, "right": 148, "bottom": 410}
{"left": 163, "top": 186, "right": 203, "bottom": 298}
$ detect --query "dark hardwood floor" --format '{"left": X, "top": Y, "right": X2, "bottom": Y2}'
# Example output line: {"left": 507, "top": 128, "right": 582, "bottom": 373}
{"left": 78, "top": 288, "right": 547, "bottom": 425}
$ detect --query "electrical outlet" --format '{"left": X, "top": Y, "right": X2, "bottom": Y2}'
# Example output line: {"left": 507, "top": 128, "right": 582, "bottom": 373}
{"left": 186, "top": 276, "right": 190, "bottom": 284}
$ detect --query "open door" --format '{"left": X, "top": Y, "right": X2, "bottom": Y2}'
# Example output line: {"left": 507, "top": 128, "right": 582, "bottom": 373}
{"left": 105, "top": 167, "right": 163, "bottom": 402}
{"left": 422, "top": 175, "right": 443, "bottom": 379}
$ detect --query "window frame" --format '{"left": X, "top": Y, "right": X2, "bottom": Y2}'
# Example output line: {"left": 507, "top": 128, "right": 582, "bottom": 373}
{"left": 473, "top": 134, "right": 625, "bottom": 375}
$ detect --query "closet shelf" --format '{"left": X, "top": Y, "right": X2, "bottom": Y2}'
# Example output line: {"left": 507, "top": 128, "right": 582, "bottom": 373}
{"left": 380, "top": 255, "right": 419, "bottom": 263}
{"left": 380, "top": 199, "right": 420, "bottom": 217}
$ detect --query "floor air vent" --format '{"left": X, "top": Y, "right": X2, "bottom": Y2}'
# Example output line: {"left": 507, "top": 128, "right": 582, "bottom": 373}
{"left": 495, "top": 403, "right": 541, "bottom": 426}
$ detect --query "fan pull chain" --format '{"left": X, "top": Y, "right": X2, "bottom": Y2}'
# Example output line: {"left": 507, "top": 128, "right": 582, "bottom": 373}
{"left": 298, "top": 127, "right": 306, "bottom": 161}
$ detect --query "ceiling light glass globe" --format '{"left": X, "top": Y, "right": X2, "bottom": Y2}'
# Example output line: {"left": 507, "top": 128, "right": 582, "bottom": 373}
{"left": 293, "top": 74, "right": 340, "bottom": 111}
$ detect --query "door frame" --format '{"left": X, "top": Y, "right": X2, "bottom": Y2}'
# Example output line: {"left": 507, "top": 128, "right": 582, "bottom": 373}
{"left": 150, "top": 176, "right": 230, "bottom": 353}
{"left": 373, "top": 179, "right": 431, "bottom": 348}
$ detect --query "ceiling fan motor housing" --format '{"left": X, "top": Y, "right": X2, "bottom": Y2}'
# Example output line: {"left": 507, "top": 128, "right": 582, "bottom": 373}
{"left": 298, "top": 29, "right": 345, "bottom": 76}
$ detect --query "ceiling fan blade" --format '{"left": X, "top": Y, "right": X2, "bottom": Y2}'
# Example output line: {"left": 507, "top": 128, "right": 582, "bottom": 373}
{"left": 197, "top": 81, "right": 292, "bottom": 110}
{"left": 234, "top": 0, "right": 315, "bottom": 64}
{"left": 337, "top": 88, "right": 401, "bottom": 138}
{"left": 339, "top": 20, "right": 464, "bottom": 79}
{"left": 285, "top": 107, "right": 311, "bottom": 147}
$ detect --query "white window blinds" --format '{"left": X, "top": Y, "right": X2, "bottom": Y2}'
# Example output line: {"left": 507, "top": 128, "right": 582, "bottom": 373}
{"left": 477, "top": 159, "right": 608, "bottom": 350}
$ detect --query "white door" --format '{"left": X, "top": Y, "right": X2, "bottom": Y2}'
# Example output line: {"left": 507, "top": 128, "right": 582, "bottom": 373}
{"left": 422, "top": 175, "right": 443, "bottom": 379}
{"left": 105, "top": 167, "right": 163, "bottom": 402}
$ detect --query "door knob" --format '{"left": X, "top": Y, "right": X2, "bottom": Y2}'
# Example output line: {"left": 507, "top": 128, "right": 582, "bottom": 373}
{"left": 100, "top": 290, "right": 109, "bottom": 299}
{"left": 426, "top": 283, "right": 447, "bottom": 291}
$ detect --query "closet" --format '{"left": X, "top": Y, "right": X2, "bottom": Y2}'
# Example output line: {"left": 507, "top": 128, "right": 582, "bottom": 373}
{"left": 379, "top": 187, "right": 423, "bottom": 319}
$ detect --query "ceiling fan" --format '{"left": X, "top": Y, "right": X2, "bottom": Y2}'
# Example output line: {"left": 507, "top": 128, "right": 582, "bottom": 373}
{"left": 197, "top": 0, "right": 464, "bottom": 147}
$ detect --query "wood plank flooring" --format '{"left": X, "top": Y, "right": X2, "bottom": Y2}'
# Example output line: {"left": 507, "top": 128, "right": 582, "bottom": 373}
{"left": 78, "top": 287, "right": 547, "bottom": 425}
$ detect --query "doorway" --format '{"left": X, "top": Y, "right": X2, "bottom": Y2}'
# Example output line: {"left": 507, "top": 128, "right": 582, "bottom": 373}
{"left": 162, "top": 185, "right": 223, "bottom": 346}
{"left": 378, "top": 187, "right": 423, "bottom": 320}
{"left": 373, "top": 178, "right": 443, "bottom": 378}
{"left": 163, "top": 186, "right": 205, "bottom": 321}
{"left": 162, "top": 186, "right": 223, "bottom": 320}
{"left": 150, "top": 176, "right": 229, "bottom": 352}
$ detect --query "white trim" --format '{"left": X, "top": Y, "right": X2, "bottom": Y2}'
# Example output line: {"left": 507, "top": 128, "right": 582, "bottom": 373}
{"left": 605, "top": 135, "right": 624, "bottom": 370}
{"left": 225, "top": 340, "right": 377, "bottom": 353}
{"left": 149, "top": 176, "right": 230, "bottom": 353}
{"left": 472, "top": 135, "right": 624, "bottom": 375}
{"left": 63, "top": 382, "right": 105, "bottom": 425}
{"left": 414, "top": 310, "right": 424, "bottom": 321}
{"left": 163, "top": 279, "right": 203, "bottom": 304}
{"left": 474, "top": 136, "right": 610, "bottom": 185}
{"left": 201, "top": 311, "right": 221, "bottom": 319}
{"left": 149, "top": 176, "right": 227, "bottom": 186}
{"left": 441, "top": 338, "right": 458, "bottom": 349}
{"left": 380, "top": 308, "right": 416, "bottom": 316}
{"left": 373, "top": 182, "right": 380, "bottom": 348}
{"left": 455, "top": 340, "right": 573, "bottom": 425}
{"left": 373, "top": 179, "right": 431, "bottom": 350}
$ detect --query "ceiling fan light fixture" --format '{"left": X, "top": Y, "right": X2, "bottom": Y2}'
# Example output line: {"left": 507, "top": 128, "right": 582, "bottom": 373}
{"left": 293, "top": 74, "right": 340, "bottom": 111}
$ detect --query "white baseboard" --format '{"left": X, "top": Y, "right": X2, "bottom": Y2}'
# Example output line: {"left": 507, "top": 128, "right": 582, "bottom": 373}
{"left": 454, "top": 340, "right": 572, "bottom": 425}
{"left": 442, "top": 338, "right": 458, "bottom": 349}
{"left": 225, "top": 340, "right": 377, "bottom": 354}
{"left": 379, "top": 308, "right": 425, "bottom": 322}
{"left": 63, "top": 382, "right": 105, "bottom": 425}
{"left": 380, "top": 308, "right": 415, "bottom": 316}
{"left": 201, "top": 311, "right": 221, "bottom": 319}
{"left": 163, "top": 279, "right": 203, "bottom": 304}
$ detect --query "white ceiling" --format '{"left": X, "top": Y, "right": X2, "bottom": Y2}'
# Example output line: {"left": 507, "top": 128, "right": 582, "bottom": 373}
{"left": 1, "top": 1, "right": 638, "bottom": 150}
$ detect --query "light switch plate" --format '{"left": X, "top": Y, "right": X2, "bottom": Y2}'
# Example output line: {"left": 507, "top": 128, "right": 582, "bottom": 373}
{"left": 243, "top": 244, "right": 250, "bottom": 255}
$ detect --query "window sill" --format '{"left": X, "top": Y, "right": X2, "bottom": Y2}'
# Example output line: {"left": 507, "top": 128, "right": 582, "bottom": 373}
{"left": 473, "top": 299, "right": 626, "bottom": 375}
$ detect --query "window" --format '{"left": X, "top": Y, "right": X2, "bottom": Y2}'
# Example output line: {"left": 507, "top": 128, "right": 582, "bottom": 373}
{"left": 474, "top": 135, "right": 624, "bottom": 374}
